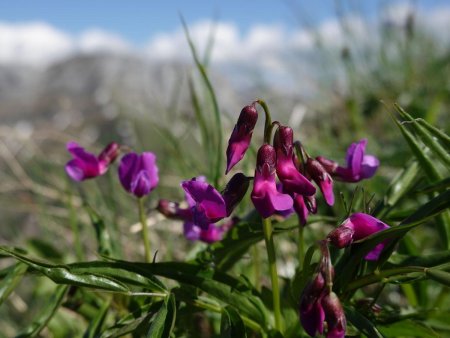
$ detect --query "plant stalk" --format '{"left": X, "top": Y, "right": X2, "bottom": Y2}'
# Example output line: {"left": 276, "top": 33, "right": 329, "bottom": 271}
{"left": 137, "top": 197, "right": 151, "bottom": 262}
{"left": 262, "top": 217, "right": 283, "bottom": 332}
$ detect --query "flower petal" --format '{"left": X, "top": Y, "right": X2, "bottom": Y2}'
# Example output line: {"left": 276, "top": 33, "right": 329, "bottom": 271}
{"left": 130, "top": 170, "right": 151, "bottom": 197}
{"left": 118, "top": 153, "right": 139, "bottom": 192}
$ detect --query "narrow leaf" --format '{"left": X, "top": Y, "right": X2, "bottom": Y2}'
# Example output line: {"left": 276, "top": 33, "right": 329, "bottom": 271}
{"left": 0, "top": 262, "right": 27, "bottom": 305}
{"left": 221, "top": 306, "right": 247, "bottom": 338}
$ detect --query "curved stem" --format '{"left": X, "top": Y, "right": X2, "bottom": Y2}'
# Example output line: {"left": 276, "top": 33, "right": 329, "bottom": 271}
{"left": 137, "top": 197, "right": 151, "bottom": 262}
{"left": 262, "top": 217, "right": 283, "bottom": 333}
{"left": 256, "top": 99, "right": 273, "bottom": 144}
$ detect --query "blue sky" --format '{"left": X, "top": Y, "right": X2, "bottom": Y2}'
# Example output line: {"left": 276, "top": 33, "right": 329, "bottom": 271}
{"left": 0, "top": 1, "right": 449, "bottom": 66}
{"left": 0, "top": 0, "right": 434, "bottom": 45}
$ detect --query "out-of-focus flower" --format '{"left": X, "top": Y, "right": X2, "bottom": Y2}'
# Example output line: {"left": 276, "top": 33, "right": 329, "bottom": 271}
{"left": 225, "top": 104, "right": 258, "bottom": 174}
{"left": 306, "top": 158, "right": 334, "bottom": 206}
{"left": 318, "top": 139, "right": 379, "bottom": 183}
{"left": 328, "top": 213, "right": 390, "bottom": 260}
{"left": 118, "top": 152, "right": 159, "bottom": 198}
{"left": 65, "top": 141, "right": 119, "bottom": 181}
{"left": 274, "top": 126, "right": 316, "bottom": 196}
{"left": 184, "top": 217, "right": 237, "bottom": 243}
{"left": 251, "top": 144, "right": 293, "bottom": 218}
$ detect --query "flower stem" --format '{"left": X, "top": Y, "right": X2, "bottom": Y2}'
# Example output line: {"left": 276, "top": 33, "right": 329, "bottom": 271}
{"left": 298, "top": 220, "right": 304, "bottom": 270}
{"left": 137, "top": 197, "right": 151, "bottom": 262}
{"left": 262, "top": 217, "right": 283, "bottom": 332}
{"left": 256, "top": 99, "right": 273, "bottom": 144}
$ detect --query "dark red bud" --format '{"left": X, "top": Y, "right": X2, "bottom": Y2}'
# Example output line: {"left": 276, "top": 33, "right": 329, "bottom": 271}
{"left": 98, "top": 142, "right": 120, "bottom": 164}
{"left": 305, "top": 195, "right": 317, "bottom": 214}
{"left": 257, "top": 144, "right": 276, "bottom": 174}
{"left": 316, "top": 156, "right": 338, "bottom": 174}
{"left": 157, "top": 199, "right": 181, "bottom": 218}
{"left": 328, "top": 226, "right": 354, "bottom": 248}
{"left": 306, "top": 158, "right": 329, "bottom": 182}
{"left": 321, "top": 292, "right": 346, "bottom": 337}
{"left": 274, "top": 125, "right": 294, "bottom": 156}
{"left": 237, "top": 104, "right": 258, "bottom": 131}
{"left": 222, "top": 173, "right": 250, "bottom": 216}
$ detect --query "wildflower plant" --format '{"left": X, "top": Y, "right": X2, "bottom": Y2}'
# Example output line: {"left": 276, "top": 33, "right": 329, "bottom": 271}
{"left": 0, "top": 31, "right": 450, "bottom": 338}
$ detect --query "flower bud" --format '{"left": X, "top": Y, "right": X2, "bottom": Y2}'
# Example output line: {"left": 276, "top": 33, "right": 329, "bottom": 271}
{"left": 256, "top": 143, "right": 276, "bottom": 174}
{"left": 157, "top": 199, "right": 181, "bottom": 218}
{"left": 273, "top": 125, "right": 294, "bottom": 156}
{"left": 327, "top": 226, "right": 354, "bottom": 248}
{"left": 316, "top": 156, "right": 338, "bottom": 174}
{"left": 321, "top": 292, "right": 346, "bottom": 338}
{"left": 98, "top": 142, "right": 120, "bottom": 165}
{"left": 222, "top": 173, "right": 251, "bottom": 216}
{"left": 225, "top": 104, "right": 258, "bottom": 174}
{"left": 306, "top": 158, "right": 334, "bottom": 206}
{"left": 299, "top": 272, "right": 326, "bottom": 337}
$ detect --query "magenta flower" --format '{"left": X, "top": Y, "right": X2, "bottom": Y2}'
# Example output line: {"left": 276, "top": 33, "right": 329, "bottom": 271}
{"left": 299, "top": 272, "right": 326, "bottom": 337}
{"left": 221, "top": 173, "right": 251, "bottom": 216}
{"left": 318, "top": 139, "right": 379, "bottom": 183}
{"left": 225, "top": 104, "right": 258, "bottom": 174}
{"left": 306, "top": 158, "right": 334, "bottom": 206}
{"left": 181, "top": 177, "right": 227, "bottom": 229}
{"left": 118, "top": 152, "right": 159, "bottom": 198}
{"left": 157, "top": 177, "right": 233, "bottom": 244}
{"left": 328, "top": 213, "right": 390, "bottom": 260}
{"left": 274, "top": 126, "right": 316, "bottom": 196}
{"left": 65, "top": 141, "right": 119, "bottom": 181}
{"left": 251, "top": 144, "right": 293, "bottom": 218}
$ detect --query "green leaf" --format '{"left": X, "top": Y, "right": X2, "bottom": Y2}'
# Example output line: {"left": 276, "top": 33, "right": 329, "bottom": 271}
{"left": 418, "top": 118, "right": 450, "bottom": 149}
{"left": 220, "top": 306, "right": 247, "bottom": 338}
{"left": 181, "top": 16, "right": 223, "bottom": 187}
{"left": 147, "top": 294, "right": 176, "bottom": 338}
{"left": 84, "top": 204, "right": 113, "bottom": 257}
{"left": 345, "top": 306, "right": 385, "bottom": 338}
{"left": 395, "top": 104, "right": 450, "bottom": 168}
{"left": 16, "top": 285, "right": 68, "bottom": 338}
{"left": 378, "top": 319, "right": 440, "bottom": 338}
{"left": 84, "top": 299, "right": 110, "bottom": 338}
{"left": 0, "top": 262, "right": 27, "bottom": 305}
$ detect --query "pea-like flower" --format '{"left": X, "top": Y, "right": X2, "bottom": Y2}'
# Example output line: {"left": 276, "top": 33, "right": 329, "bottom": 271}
{"left": 306, "top": 158, "right": 334, "bottom": 206}
{"left": 317, "top": 139, "right": 379, "bottom": 183}
{"left": 65, "top": 141, "right": 119, "bottom": 181}
{"left": 118, "top": 152, "right": 159, "bottom": 198}
{"left": 225, "top": 104, "right": 258, "bottom": 174}
{"left": 321, "top": 292, "right": 347, "bottom": 338}
{"left": 157, "top": 177, "right": 233, "bottom": 243}
{"left": 327, "top": 213, "right": 390, "bottom": 260}
{"left": 274, "top": 126, "right": 316, "bottom": 196}
{"left": 181, "top": 177, "right": 227, "bottom": 229}
{"left": 251, "top": 144, "right": 293, "bottom": 218}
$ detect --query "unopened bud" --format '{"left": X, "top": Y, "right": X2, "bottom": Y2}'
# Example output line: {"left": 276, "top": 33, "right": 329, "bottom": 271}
{"left": 274, "top": 125, "right": 294, "bottom": 156}
{"left": 256, "top": 144, "right": 276, "bottom": 174}
{"left": 222, "top": 173, "right": 250, "bottom": 216}
{"left": 321, "top": 292, "right": 346, "bottom": 338}
{"left": 316, "top": 156, "right": 338, "bottom": 174}
{"left": 327, "top": 226, "right": 354, "bottom": 248}
{"left": 98, "top": 142, "right": 120, "bottom": 164}
{"left": 306, "top": 158, "right": 334, "bottom": 206}
{"left": 156, "top": 199, "right": 180, "bottom": 218}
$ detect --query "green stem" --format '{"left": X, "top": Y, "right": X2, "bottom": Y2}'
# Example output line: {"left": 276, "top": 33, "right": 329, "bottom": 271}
{"left": 257, "top": 99, "right": 273, "bottom": 144}
{"left": 68, "top": 190, "right": 83, "bottom": 260}
{"left": 137, "top": 198, "right": 151, "bottom": 262}
{"left": 252, "top": 244, "right": 261, "bottom": 291}
{"left": 262, "top": 217, "right": 283, "bottom": 333}
{"left": 298, "top": 220, "right": 304, "bottom": 270}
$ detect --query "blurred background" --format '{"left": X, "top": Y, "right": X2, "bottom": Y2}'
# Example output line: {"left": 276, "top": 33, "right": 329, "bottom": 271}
{"left": 0, "top": 0, "right": 449, "bottom": 334}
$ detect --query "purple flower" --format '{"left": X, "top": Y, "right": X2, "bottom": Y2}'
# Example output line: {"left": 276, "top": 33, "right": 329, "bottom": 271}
{"left": 274, "top": 126, "right": 316, "bottom": 196}
{"left": 321, "top": 292, "right": 346, "bottom": 338}
{"left": 321, "top": 139, "right": 379, "bottom": 182}
{"left": 306, "top": 158, "right": 334, "bottom": 206}
{"left": 299, "top": 272, "right": 326, "bottom": 337}
{"left": 118, "top": 152, "right": 159, "bottom": 198}
{"left": 65, "top": 141, "right": 119, "bottom": 181}
{"left": 225, "top": 104, "right": 258, "bottom": 174}
{"left": 293, "top": 194, "right": 317, "bottom": 226}
{"left": 181, "top": 177, "right": 227, "bottom": 228}
{"left": 221, "top": 173, "right": 251, "bottom": 216}
{"left": 328, "top": 213, "right": 390, "bottom": 260}
{"left": 251, "top": 144, "right": 293, "bottom": 218}
{"left": 157, "top": 178, "right": 233, "bottom": 244}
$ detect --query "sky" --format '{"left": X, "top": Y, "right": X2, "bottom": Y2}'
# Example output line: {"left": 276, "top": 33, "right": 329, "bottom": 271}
{"left": 0, "top": 0, "right": 449, "bottom": 66}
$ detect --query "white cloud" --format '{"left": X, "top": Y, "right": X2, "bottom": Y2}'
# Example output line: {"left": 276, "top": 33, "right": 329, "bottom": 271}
{"left": 0, "top": 22, "right": 73, "bottom": 65}
{"left": 77, "top": 29, "right": 131, "bottom": 53}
